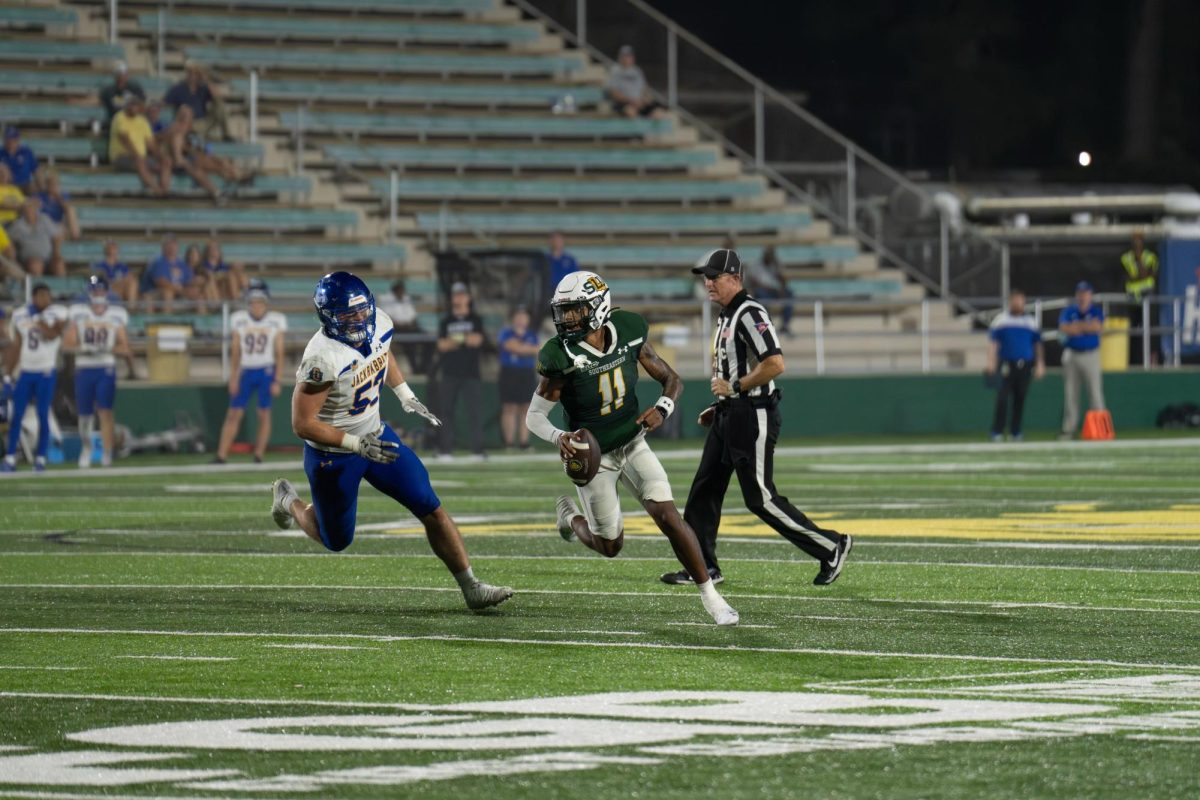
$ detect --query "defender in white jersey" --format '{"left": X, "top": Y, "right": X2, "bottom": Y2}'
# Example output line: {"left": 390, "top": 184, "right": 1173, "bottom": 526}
{"left": 2, "top": 284, "right": 68, "bottom": 472}
{"left": 215, "top": 279, "right": 287, "bottom": 464}
{"left": 269, "top": 271, "right": 512, "bottom": 611}
{"left": 63, "top": 276, "right": 132, "bottom": 468}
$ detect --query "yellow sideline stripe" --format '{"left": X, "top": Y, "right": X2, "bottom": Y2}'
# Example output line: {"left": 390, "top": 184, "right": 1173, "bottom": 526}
{"left": 429, "top": 507, "right": 1200, "bottom": 542}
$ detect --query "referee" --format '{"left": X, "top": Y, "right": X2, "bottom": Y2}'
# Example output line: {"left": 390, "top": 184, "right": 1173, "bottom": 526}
{"left": 660, "top": 249, "right": 852, "bottom": 587}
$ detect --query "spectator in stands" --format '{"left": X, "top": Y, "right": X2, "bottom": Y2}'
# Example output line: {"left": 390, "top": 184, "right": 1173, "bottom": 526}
{"left": 1058, "top": 281, "right": 1106, "bottom": 440}
{"left": 91, "top": 239, "right": 137, "bottom": 305}
{"left": 435, "top": 282, "right": 487, "bottom": 460}
{"left": 162, "top": 106, "right": 252, "bottom": 204}
{"left": 606, "top": 45, "right": 665, "bottom": 119}
{"left": 0, "top": 127, "right": 39, "bottom": 191}
{"left": 202, "top": 238, "right": 247, "bottom": 301}
{"left": 7, "top": 199, "right": 65, "bottom": 277}
{"left": 380, "top": 279, "right": 431, "bottom": 374}
{"left": 548, "top": 230, "right": 580, "bottom": 290}
{"left": 109, "top": 94, "right": 172, "bottom": 196}
{"left": 0, "top": 221, "right": 19, "bottom": 280}
{"left": 746, "top": 245, "right": 795, "bottom": 336}
{"left": 0, "top": 164, "right": 25, "bottom": 225}
{"left": 164, "top": 60, "right": 230, "bottom": 142}
{"left": 98, "top": 61, "right": 145, "bottom": 122}
{"left": 497, "top": 306, "right": 539, "bottom": 451}
{"left": 32, "top": 171, "right": 80, "bottom": 241}
{"left": 160, "top": 105, "right": 223, "bottom": 204}
{"left": 141, "top": 234, "right": 203, "bottom": 313}
{"left": 185, "top": 243, "right": 218, "bottom": 306}
{"left": 146, "top": 100, "right": 169, "bottom": 137}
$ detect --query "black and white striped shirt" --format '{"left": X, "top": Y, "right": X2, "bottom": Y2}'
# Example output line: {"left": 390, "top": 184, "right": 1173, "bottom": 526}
{"left": 713, "top": 290, "right": 782, "bottom": 399}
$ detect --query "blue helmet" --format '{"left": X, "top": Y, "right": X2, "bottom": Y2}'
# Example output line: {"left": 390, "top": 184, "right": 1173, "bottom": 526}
{"left": 314, "top": 271, "right": 375, "bottom": 346}
{"left": 87, "top": 274, "right": 110, "bottom": 307}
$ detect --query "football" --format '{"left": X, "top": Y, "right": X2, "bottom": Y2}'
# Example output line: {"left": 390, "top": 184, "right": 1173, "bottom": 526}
{"left": 562, "top": 428, "right": 601, "bottom": 486}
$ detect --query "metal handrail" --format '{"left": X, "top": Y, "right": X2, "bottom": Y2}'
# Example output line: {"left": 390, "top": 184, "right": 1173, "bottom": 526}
{"left": 510, "top": 0, "right": 1008, "bottom": 313}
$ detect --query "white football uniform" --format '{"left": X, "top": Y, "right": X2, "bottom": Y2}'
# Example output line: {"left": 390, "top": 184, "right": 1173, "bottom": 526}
{"left": 295, "top": 310, "right": 394, "bottom": 453}
{"left": 70, "top": 303, "right": 129, "bottom": 368}
{"left": 11, "top": 303, "right": 69, "bottom": 374}
{"left": 231, "top": 309, "right": 288, "bottom": 370}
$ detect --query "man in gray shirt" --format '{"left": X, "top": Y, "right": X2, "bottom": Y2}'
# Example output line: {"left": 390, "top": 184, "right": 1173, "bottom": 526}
{"left": 606, "top": 45, "right": 665, "bottom": 119}
{"left": 7, "top": 199, "right": 64, "bottom": 277}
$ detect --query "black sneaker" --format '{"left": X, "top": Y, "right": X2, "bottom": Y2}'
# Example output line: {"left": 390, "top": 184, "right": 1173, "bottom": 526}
{"left": 659, "top": 569, "right": 723, "bottom": 586}
{"left": 813, "top": 534, "right": 853, "bottom": 586}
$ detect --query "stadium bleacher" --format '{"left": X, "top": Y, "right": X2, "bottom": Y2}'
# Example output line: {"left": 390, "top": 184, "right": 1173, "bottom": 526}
{"left": 0, "top": 0, "right": 974, "bottom": 374}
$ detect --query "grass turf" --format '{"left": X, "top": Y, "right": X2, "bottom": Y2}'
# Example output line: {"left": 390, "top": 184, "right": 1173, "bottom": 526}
{"left": 1, "top": 436, "right": 1199, "bottom": 798}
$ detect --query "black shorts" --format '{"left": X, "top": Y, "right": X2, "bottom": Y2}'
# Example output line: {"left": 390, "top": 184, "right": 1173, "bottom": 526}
{"left": 499, "top": 367, "right": 535, "bottom": 404}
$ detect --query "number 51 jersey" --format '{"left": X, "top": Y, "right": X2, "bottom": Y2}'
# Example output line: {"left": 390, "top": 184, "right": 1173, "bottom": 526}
{"left": 537, "top": 308, "right": 648, "bottom": 454}
{"left": 295, "top": 309, "right": 394, "bottom": 453}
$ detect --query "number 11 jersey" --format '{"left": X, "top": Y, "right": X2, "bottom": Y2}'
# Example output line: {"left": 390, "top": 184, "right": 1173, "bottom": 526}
{"left": 536, "top": 308, "right": 648, "bottom": 454}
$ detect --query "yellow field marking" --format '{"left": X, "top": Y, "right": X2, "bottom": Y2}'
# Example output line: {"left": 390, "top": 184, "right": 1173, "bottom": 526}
{"left": 434, "top": 506, "right": 1200, "bottom": 543}
{"left": 1054, "top": 503, "right": 1098, "bottom": 513}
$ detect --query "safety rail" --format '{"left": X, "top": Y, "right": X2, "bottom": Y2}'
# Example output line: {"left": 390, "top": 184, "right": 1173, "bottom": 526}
{"left": 12, "top": 273, "right": 1190, "bottom": 380}
{"left": 509, "top": 0, "right": 1011, "bottom": 312}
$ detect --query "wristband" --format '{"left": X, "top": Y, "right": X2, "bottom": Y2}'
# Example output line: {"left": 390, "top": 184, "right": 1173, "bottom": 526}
{"left": 392, "top": 381, "right": 416, "bottom": 403}
{"left": 731, "top": 378, "right": 743, "bottom": 395}
{"left": 341, "top": 433, "right": 361, "bottom": 452}
{"left": 654, "top": 396, "right": 675, "bottom": 419}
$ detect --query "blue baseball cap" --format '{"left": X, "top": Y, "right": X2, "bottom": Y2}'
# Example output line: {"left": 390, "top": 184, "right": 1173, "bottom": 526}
{"left": 1076, "top": 280, "right": 1094, "bottom": 292}
{"left": 3, "top": 126, "right": 19, "bottom": 140}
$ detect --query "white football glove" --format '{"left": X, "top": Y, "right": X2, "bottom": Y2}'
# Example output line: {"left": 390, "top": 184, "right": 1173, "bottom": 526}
{"left": 344, "top": 431, "right": 399, "bottom": 464}
{"left": 393, "top": 382, "right": 442, "bottom": 427}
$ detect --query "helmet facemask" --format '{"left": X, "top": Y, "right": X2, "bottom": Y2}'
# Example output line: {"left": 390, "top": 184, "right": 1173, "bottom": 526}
{"left": 551, "top": 272, "right": 612, "bottom": 343}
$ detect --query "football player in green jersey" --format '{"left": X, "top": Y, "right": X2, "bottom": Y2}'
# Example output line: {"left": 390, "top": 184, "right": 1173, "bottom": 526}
{"left": 526, "top": 271, "right": 739, "bottom": 626}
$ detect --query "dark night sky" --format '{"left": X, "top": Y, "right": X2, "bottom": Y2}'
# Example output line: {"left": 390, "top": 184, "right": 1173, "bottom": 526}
{"left": 646, "top": 0, "right": 1200, "bottom": 184}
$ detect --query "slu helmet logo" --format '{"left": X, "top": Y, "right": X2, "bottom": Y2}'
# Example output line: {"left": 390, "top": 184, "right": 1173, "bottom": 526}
{"left": 583, "top": 276, "right": 608, "bottom": 295}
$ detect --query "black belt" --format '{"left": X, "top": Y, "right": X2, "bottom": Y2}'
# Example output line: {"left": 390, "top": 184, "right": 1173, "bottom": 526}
{"left": 717, "top": 389, "right": 781, "bottom": 410}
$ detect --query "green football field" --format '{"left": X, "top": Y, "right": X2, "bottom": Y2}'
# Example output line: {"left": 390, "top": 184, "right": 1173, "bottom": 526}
{"left": 2, "top": 436, "right": 1200, "bottom": 799}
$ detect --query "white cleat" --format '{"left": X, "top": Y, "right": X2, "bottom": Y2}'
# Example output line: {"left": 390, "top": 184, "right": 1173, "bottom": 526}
{"left": 555, "top": 495, "right": 579, "bottom": 542}
{"left": 463, "top": 581, "right": 514, "bottom": 610}
{"left": 708, "top": 602, "right": 740, "bottom": 627}
{"left": 270, "top": 478, "right": 299, "bottom": 530}
{"left": 78, "top": 448, "right": 92, "bottom": 469}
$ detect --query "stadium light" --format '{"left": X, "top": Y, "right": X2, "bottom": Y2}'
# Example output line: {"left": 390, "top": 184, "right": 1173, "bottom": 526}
{"left": 1078, "top": 151, "right": 1092, "bottom": 167}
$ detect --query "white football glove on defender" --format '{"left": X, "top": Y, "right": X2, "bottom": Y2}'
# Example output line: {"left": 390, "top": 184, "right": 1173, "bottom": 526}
{"left": 342, "top": 430, "right": 400, "bottom": 464}
{"left": 392, "top": 382, "right": 441, "bottom": 427}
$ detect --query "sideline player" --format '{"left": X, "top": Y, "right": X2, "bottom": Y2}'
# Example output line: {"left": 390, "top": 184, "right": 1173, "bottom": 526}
{"left": 270, "top": 271, "right": 512, "bottom": 611}
{"left": 215, "top": 279, "right": 286, "bottom": 463}
{"left": 525, "top": 271, "right": 738, "bottom": 626}
{"left": 2, "top": 283, "right": 68, "bottom": 472}
{"left": 64, "top": 276, "right": 132, "bottom": 468}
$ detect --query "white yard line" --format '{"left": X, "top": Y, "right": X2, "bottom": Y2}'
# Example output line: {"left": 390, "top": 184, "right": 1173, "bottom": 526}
{"left": 533, "top": 630, "right": 644, "bottom": 636}
{"left": 0, "top": 436, "right": 1195, "bottom": 481}
{"left": 813, "top": 667, "right": 1089, "bottom": 686}
{"left": 667, "top": 622, "right": 776, "bottom": 629}
{"left": 116, "top": 655, "right": 235, "bottom": 662}
{"left": 0, "top": 665, "right": 81, "bottom": 671}
{"left": 264, "top": 643, "right": 379, "bottom": 651}
{"left": 1, "top": 626, "right": 1199, "bottom": 671}
{"left": 4, "top": 554, "right": 1200, "bottom": 575}
{"left": 1, "top": 585, "right": 1198, "bottom": 616}
{"left": 6, "top": 529, "right": 1200, "bottom": 552}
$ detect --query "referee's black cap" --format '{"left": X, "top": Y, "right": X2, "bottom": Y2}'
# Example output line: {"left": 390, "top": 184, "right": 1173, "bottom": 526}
{"left": 692, "top": 248, "right": 742, "bottom": 278}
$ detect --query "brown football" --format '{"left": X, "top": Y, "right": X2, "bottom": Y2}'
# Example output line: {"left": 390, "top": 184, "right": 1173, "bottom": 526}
{"left": 562, "top": 428, "right": 601, "bottom": 486}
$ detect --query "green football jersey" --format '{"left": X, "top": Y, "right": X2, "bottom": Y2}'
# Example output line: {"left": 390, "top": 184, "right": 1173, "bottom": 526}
{"left": 537, "top": 309, "right": 650, "bottom": 453}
